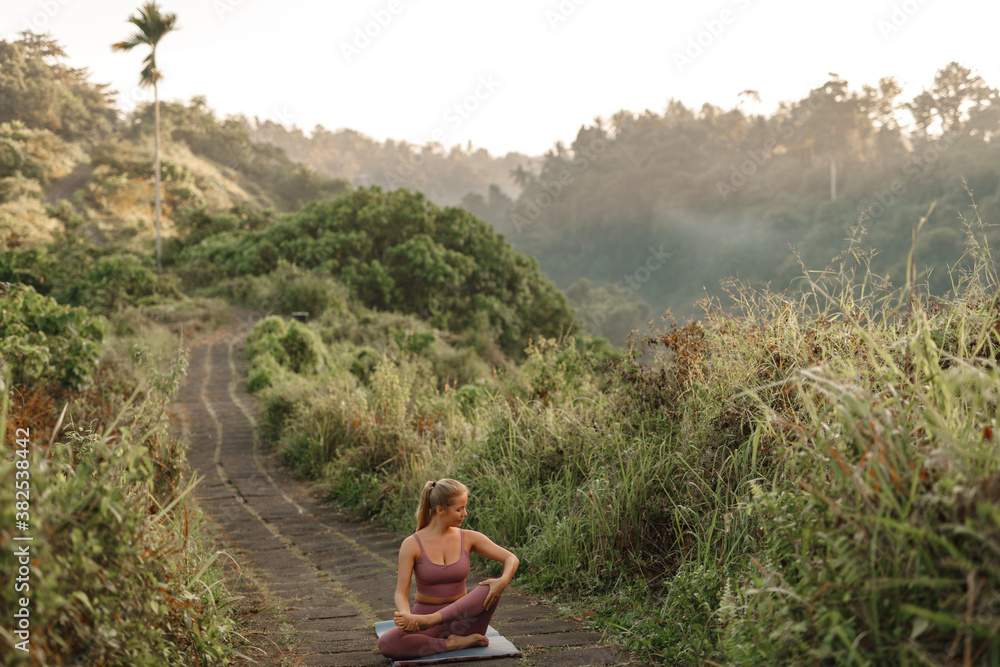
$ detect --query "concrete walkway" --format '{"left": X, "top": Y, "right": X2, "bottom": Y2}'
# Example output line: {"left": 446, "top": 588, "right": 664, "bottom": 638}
{"left": 174, "top": 325, "right": 642, "bottom": 666}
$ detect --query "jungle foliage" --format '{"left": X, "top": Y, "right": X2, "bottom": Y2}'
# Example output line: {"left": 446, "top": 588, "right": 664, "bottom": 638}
{"left": 492, "top": 64, "right": 1000, "bottom": 339}
{"left": 4, "top": 28, "right": 1000, "bottom": 667}
{"left": 177, "top": 186, "right": 578, "bottom": 358}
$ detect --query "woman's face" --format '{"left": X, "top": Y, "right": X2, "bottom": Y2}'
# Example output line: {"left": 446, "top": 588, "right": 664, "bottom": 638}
{"left": 438, "top": 492, "right": 468, "bottom": 526}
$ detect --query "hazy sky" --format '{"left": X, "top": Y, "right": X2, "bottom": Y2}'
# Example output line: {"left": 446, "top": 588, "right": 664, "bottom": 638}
{"left": 5, "top": 0, "right": 999, "bottom": 156}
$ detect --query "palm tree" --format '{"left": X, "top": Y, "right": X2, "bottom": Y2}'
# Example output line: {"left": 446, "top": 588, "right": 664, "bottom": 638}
{"left": 113, "top": 2, "right": 177, "bottom": 271}
{"left": 510, "top": 164, "right": 532, "bottom": 189}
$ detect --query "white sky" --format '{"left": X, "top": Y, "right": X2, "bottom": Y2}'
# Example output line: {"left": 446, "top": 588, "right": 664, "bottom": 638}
{"left": 4, "top": 0, "right": 999, "bottom": 157}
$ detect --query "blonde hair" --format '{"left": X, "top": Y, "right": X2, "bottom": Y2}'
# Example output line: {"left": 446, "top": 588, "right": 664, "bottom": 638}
{"left": 415, "top": 478, "right": 469, "bottom": 530}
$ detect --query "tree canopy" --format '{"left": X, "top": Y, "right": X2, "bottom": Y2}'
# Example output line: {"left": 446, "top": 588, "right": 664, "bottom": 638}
{"left": 178, "top": 186, "right": 577, "bottom": 357}
{"left": 484, "top": 64, "right": 1000, "bottom": 326}
{"left": 0, "top": 33, "right": 116, "bottom": 141}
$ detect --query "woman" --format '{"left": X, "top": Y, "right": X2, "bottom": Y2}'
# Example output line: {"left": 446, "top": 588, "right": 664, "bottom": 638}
{"left": 377, "top": 478, "right": 519, "bottom": 660}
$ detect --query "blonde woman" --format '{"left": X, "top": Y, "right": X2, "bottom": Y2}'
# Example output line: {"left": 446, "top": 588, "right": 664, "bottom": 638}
{"left": 377, "top": 478, "right": 519, "bottom": 659}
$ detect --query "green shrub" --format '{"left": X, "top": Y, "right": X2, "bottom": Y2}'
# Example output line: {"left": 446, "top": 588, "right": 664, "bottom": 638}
{"left": 520, "top": 334, "right": 613, "bottom": 404}
{"left": 176, "top": 186, "right": 578, "bottom": 357}
{"left": 0, "top": 282, "right": 107, "bottom": 389}
{"left": 280, "top": 322, "right": 320, "bottom": 374}
{"left": 277, "top": 268, "right": 338, "bottom": 317}
{"left": 391, "top": 328, "right": 435, "bottom": 355}
{"left": 454, "top": 378, "right": 495, "bottom": 416}
{"left": 349, "top": 347, "right": 381, "bottom": 385}
{"left": 193, "top": 262, "right": 348, "bottom": 322}
{"left": 74, "top": 254, "right": 183, "bottom": 312}
{"left": 0, "top": 343, "right": 236, "bottom": 665}
{"left": 246, "top": 351, "right": 283, "bottom": 393}
{"left": 0, "top": 431, "right": 234, "bottom": 665}
{"left": 370, "top": 356, "right": 407, "bottom": 429}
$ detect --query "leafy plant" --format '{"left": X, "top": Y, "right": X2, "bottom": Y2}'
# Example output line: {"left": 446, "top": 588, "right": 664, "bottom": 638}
{"left": 0, "top": 281, "right": 107, "bottom": 389}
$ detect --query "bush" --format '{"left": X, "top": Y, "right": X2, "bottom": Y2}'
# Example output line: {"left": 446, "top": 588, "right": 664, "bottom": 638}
{"left": 0, "top": 282, "right": 107, "bottom": 389}
{"left": 0, "top": 433, "right": 232, "bottom": 665}
{"left": 54, "top": 253, "right": 184, "bottom": 313}
{"left": 245, "top": 315, "right": 322, "bottom": 377}
{"left": 0, "top": 345, "right": 236, "bottom": 665}
{"left": 177, "top": 186, "right": 578, "bottom": 357}
{"left": 349, "top": 347, "right": 381, "bottom": 385}
{"left": 281, "top": 321, "right": 319, "bottom": 374}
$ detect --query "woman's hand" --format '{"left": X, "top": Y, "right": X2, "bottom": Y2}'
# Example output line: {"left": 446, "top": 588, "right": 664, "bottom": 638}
{"left": 394, "top": 611, "right": 420, "bottom": 632}
{"left": 478, "top": 577, "right": 506, "bottom": 608}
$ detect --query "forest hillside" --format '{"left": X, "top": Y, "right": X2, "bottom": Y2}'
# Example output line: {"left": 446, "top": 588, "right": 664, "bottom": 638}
{"left": 484, "top": 65, "right": 1000, "bottom": 337}
{"left": 1, "top": 30, "right": 999, "bottom": 667}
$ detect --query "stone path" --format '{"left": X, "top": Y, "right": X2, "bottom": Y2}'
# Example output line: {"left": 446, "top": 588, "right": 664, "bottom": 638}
{"left": 174, "top": 324, "right": 644, "bottom": 666}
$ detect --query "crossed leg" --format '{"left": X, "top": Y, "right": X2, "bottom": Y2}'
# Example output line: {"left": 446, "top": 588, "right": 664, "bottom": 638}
{"left": 377, "top": 585, "right": 500, "bottom": 660}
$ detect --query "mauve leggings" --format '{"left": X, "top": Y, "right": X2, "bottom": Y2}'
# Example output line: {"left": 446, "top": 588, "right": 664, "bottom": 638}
{"left": 377, "top": 584, "right": 500, "bottom": 660}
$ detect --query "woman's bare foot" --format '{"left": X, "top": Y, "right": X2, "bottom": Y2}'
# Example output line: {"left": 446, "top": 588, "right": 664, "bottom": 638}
{"left": 445, "top": 633, "right": 489, "bottom": 651}
{"left": 394, "top": 610, "right": 442, "bottom": 631}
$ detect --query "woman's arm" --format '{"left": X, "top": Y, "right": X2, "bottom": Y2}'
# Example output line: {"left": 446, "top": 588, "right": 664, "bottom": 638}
{"left": 468, "top": 530, "right": 519, "bottom": 607}
{"left": 394, "top": 537, "right": 418, "bottom": 615}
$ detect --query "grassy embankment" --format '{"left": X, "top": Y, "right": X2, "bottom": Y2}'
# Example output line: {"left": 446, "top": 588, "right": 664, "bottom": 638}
{"left": 5, "top": 68, "right": 999, "bottom": 661}
{"left": 1, "top": 85, "right": 347, "bottom": 663}
{"left": 235, "top": 204, "right": 1000, "bottom": 665}
{"left": 0, "top": 280, "right": 252, "bottom": 665}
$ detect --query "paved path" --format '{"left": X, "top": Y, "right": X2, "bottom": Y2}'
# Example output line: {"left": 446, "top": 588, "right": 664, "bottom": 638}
{"left": 174, "top": 324, "right": 641, "bottom": 666}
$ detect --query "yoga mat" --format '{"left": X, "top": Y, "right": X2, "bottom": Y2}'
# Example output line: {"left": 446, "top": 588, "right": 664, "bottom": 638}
{"left": 374, "top": 620, "right": 521, "bottom": 666}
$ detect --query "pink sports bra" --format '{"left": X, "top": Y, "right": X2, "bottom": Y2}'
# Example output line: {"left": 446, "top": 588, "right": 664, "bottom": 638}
{"left": 413, "top": 529, "right": 470, "bottom": 599}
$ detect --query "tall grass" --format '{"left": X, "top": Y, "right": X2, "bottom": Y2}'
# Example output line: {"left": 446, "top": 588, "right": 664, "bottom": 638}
{"left": 0, "top": 329, "right": 242, "bottom": 665}
{"left": 246, "top": 201, "right": 999, "bottom": 665}
{"left": 713, "top": 209, "right": 1000, "bottom": 665}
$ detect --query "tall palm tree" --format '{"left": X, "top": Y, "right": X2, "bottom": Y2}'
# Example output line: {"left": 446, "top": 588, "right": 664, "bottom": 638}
{"left": 113, "top": 2, "right": 177, "bottom": 271}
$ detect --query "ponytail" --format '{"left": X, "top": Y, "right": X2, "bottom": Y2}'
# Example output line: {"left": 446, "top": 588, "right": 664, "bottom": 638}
{"left": 415, "top": 478, "right": 469, "bottom": 530}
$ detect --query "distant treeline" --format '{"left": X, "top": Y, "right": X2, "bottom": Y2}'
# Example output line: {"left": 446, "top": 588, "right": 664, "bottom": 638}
{"left": 486, "top": 63, "right": 1000, "bottom": 331}
{"left": 253, "top": 120, "right": 537, "bottom": 207}
{"left": 5, "top": 31, "right": 1000, "bottom": 347}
